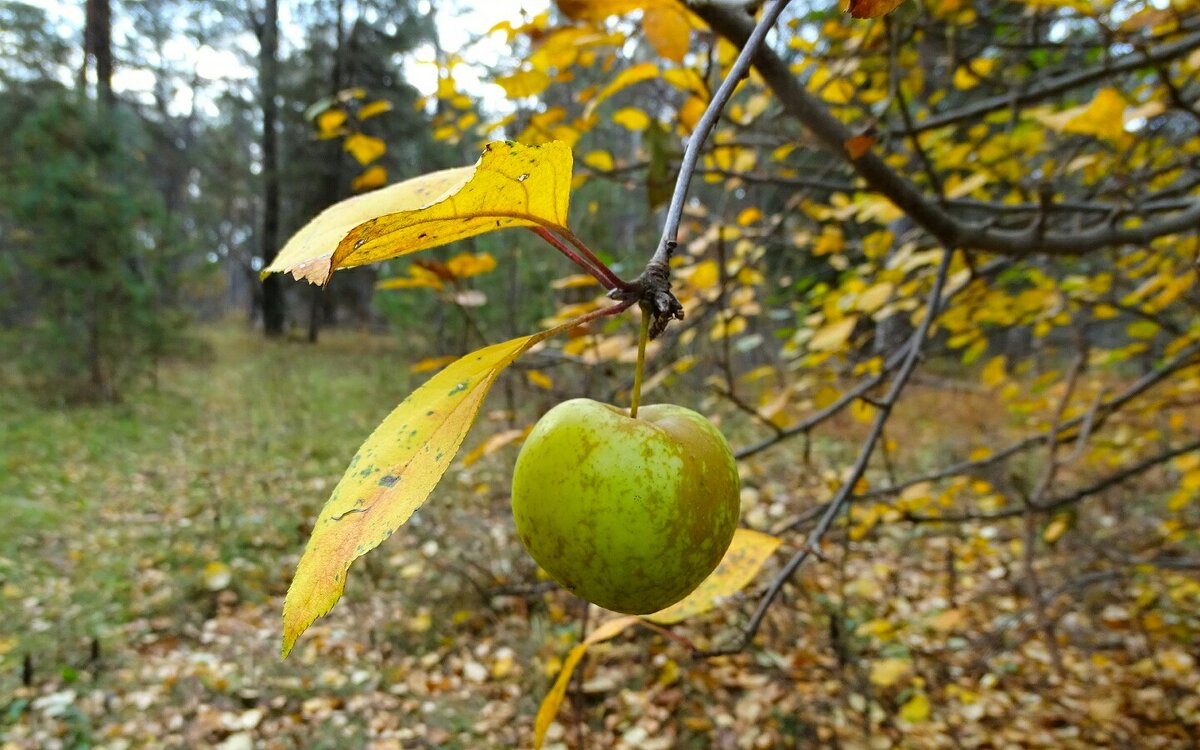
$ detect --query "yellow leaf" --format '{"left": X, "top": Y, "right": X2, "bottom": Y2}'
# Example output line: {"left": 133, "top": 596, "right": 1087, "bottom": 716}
{"left": 496, "top": 68, "right": 552, "bottom": 98}
{"left": 645, "top": 529, "right": 782, "bottom": 625}
{"left": 869, "top": 658, "right": 910, "bottom": 687}
{"left": 643, "top": 5, "right": 691, "bottom": 63}
{"left": 357, "top": 99, "right": 393, "bottom": 120}
{"left": 847, "top": 0, "right": 906, "bottom": 18}
{"left": 557, "top": 0, "right": 676, "bottom": 22}
{"left": 809, "top": 317, "right": 858, "bottom": 352}
{"left": 737, "top": 207, "right": 763, "bottom": 225}
{"left": 282, "top": 325, "right": 577, "bottom": 657}
{"left": 899, "top": 692, "right": 931, "bottom": 723}
{"left": 409, "top": 355, "right": 457, "bottom": 374}
{"left": 1043, "top": 514, "right": 1070, "bottom": 544}
{"left": 265, "top": 141, "right": 572, "bottom": 285}
{"left": 686, "top": 259, "right": 719, "bottom": 290}
{"left": 1127, "top": 320, "right": 1159, "bottom": 339}
{"left": 446, "top": 252, "right": 497, "bottom": 278}
{"left": 612, "top": 107, "right": 651, "bottom": 131}
{"left": 351, "top": 165, "right": 387, "bottom": 192}
{"left": 927, "top": 608, "right": 964, "bottom": 632}
{"left": 551, "top": 274, "right": 600, "bottom": 289}
{"left": 851, "top": 399, "right": 874, "bottom": 423}
{"left": 980, "top": 355, "right": 1006, "bottom": 388}
{"left": 855, "top": 282, "right": 893, "bottom": 314}
{"left": 679, "top": 96, "right": 707, "bottom": 133}
{"left": 583, "top": 150, "right": 615, "bottom": 171}
{"left": 343, "top": 133, "right": 386, "bottom": 165}
{"left": 462, "top": 427, "right": 530, "bottom": 466}
{"left": 376, "top": 265, "right": 444, "bottom": 290}
{"left": 526, "top": 370, "right": 554, "bottom": 389}
{"left": 663, "top": 68, "right": 707, "bottom": 97}
{"left": 316, "top": 109, "right": 347, "bottom": 138}
{"left": 945, "top": 172, "right": 989, "bottom": 199}
{"left": 585, "top": 62, "right": 659, "bottom": 118}
{"left": 1042, "top": 87, "right": 1127, "bottom": 142}
{"left": 534, "top": 616, "right": 640, "bottom": 749}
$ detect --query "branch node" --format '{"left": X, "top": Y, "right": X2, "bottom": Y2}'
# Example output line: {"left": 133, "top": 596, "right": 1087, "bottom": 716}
{"left": 608, "top": 259, "right": 684, "bottom": 339}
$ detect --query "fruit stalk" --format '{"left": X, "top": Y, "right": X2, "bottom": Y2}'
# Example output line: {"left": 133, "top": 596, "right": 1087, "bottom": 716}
{"left": 630, "top": 304, "right": 651, "bottom": 418}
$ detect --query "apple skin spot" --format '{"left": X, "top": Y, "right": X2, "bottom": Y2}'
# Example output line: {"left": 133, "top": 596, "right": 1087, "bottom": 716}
{"left": 511, "top": 398, "right": 740, "bottom": 614}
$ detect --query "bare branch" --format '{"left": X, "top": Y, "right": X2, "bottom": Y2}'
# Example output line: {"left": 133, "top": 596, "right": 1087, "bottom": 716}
{"left": 693, "top": 4, "right": 1200, "bottom": 258}
{"left": 903, "top": 437, "right": 1200, "bottom": 524}
{"left": 910, "top": 25, "right": 1200, "bottom": 134}
{"left": 702, "top": 248, "right": 956, "bottom": 656}
{"left": 656, "top": 0, "right": 792, "bottom": 266}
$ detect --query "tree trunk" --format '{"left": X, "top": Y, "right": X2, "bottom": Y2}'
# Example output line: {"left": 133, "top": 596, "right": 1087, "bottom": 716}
{"left": 307, "top": 0, "right": 347, "bottom": 344}
{"left": 258, "top": 0, "right": 285, "bottom": 337}
{"left": 84, "top": 0, "right": 113, "bottom": 106}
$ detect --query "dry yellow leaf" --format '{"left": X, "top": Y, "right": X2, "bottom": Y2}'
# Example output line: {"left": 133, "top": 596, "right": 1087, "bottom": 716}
{"left": 409, "top": 355, "right": 457, "bottom": 374}
{"left": 809, "top": 316, "right": 858, "bottom": 352}
{"left": 679, "top": 96, "right": 707, "bottom": 133}
{"left": 526, "top": 370, "right": 554, "bottom": 389}
{"left": 357, "top": 99, "right": 393, "bottom": 120}
{"left": 264, "top": 141, "right": 572, "bottom": 285}
{"left": 612, "top": 107, "right": 651, "bottom": 131}
{"left": 351, "top": 165, "right": 387, "bottom": 192}
{"left": 446, "top": 252, "right": 497, "bottom": 279}
{"left": 343, "top": 133, "right": 386, "bottom": 165}
{"left": 534, "top": 616, "right": 640, "bottom": 749}
{"left": 980, "top": 355, "right": 1007, "bottom": 388}
{"left": 316, "top": 109, "right": 347, "bottom": 138}
{"left": 643, "top": 5, "right": 691, "bottom": 63}
{"left": 557, "top": 0, "right": 677, "bottom": 22}
{"left": 585, "top": 63, "right": 659, "bottom": 118}
{"left": 899, "top": 692, "right": 931, "bottom": 722}
{"left": 583, "top": 150, "right": 615, "bottom": 171}
{"left": 495, "top": 68, "right": 552, "bottom": 99}
{"left": 1041, "top": 87, "right": 1127, "bottom": 142}
{"left": 737, "top": 207, "right": 763, "bottom": 225}
{"left": 645, "top": 529, "right": 782, "bottom": 625}
{"left": 870, "top": 658, "right": 910, "bottom": 687}
{"left": 462, "top": 427, "right": 529, "bottom": 466}
{"left": 282, "top": 324, "right": 578, "bottom": 657}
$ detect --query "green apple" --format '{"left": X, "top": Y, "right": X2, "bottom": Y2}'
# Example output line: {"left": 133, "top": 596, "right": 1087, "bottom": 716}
{"left": 511, "top": 398, "right": 740, "bottom": 614}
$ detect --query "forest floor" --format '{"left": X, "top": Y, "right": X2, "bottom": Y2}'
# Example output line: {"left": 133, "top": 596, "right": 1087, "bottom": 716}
{"left": 1, "top": 324, "right": 1198, "bottom": 749}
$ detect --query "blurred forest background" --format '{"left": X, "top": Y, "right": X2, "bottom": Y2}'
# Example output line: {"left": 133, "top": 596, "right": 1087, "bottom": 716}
{"left": 2, "top": 0, "right": 1200, "bottom": 748}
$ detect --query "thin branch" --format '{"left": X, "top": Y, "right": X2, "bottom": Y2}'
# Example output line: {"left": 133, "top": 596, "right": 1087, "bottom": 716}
{"left": 656, "top": 0, "right": 792, "bottom": 266}
{"left": 702, "top": 248, "right": 955, "bottom": 656}
{"left": 909, "top": 26, "right": 1200, "bottom": 134}
{"left": 903, "top": 437, "right": 1200, "bottom": 524}
{"left": 693, "top": 4, "right": 1200, "bottom": 258}
{"left": 735, "top": 257, "right": 1010, "bottom": 461}
{"left": 860, "top": 342, "right": 1200, "bottom": 499}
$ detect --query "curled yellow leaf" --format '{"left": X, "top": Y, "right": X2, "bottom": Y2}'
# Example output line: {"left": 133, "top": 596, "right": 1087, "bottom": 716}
{"left": 645, "top": 528, "right": 782, "bottom": 625}
{"left": 264, "top": 140, "right": 573, "bottom": 285}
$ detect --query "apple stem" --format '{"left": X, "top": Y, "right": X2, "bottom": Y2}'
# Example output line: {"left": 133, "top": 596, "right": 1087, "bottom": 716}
{"left": 630, "top": 303, "right": 651, "bottom": 419}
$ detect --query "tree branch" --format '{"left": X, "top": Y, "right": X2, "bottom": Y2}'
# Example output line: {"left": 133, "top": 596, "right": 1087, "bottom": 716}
{"left": 702, "top": 248, "right": 955, "bottom": 656}
{"left": 903, "top": 437, "right": 1200, "bottom": 524}
{"left": 693, "top": 4, "right": 1200, "bottom": 258}
{"left": 910, "top": 25, "right": 1200, "bottom": 134}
